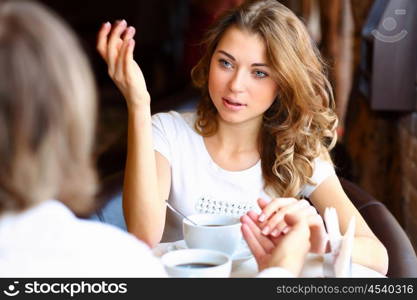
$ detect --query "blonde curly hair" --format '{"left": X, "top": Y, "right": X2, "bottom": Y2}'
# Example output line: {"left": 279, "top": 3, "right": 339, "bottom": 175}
{"left": 191, "top": 0, "right": 338, "bottom": 198}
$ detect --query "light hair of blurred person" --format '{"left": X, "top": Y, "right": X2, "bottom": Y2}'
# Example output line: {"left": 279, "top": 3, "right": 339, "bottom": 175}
{"left": 0, "top": 0, "right": 165, "bottom": 277}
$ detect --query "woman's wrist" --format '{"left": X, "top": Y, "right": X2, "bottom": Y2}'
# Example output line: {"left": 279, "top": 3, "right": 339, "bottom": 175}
{"left": 127, "top": 102, "right": 152, "bottom": 128}
{"left": 127, "top": 95, "right": 151, "bottom": 114}
{"left": 125, "top": 90, "right": 151, "bottom": 111}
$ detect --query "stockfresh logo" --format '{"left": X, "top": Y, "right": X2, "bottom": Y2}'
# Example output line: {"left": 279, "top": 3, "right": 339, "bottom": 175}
{"left": 3, "top": 281, "right": 20, "bottom": 297}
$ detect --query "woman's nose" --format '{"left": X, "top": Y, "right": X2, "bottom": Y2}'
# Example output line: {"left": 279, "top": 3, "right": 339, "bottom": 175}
{"left": 228, "top": 70, "right": 245, "bottom": 94}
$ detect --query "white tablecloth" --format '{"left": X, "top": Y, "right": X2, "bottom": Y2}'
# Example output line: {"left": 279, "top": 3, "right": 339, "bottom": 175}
{"left": 153, "top": 240, "right": 385, "bottom": 278}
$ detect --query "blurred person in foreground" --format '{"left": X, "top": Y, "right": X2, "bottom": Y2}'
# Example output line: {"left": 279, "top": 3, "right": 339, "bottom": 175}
{"left": 0, "top": 0, "right": 165, "bottom": 277}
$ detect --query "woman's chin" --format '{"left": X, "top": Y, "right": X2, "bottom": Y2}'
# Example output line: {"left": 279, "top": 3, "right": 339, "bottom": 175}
{"left": 217, "top": 111, "right": 261, "bottom": 126}
{"left": 217, "top": 111, "right": 245, "bottom": 124}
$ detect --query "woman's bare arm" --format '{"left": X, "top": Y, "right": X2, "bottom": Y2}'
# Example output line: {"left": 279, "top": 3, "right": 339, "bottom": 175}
{"left": 97, "top": 20, "right": 171, "bottom": 247}
{"left": 310, "top": 175, "right": 389, "bottom": 275}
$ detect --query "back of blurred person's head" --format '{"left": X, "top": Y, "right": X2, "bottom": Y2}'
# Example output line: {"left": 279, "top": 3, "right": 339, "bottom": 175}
{"left": 0, "top": 0, "right": 97, "bottom": 216}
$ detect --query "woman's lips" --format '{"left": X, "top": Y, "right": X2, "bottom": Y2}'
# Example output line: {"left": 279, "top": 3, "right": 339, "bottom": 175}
{"left": 222, "top": 97, "right": 247, "bottom": 111}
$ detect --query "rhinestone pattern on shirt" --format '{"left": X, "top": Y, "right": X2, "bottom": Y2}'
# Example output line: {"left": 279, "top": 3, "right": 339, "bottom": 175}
{"left": 195, "top": 196, "right": 254, "bottom": 217}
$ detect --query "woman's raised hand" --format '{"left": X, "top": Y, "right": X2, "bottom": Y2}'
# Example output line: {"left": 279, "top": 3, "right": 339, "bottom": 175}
{"left": 97, "top": 20, "right": 150, "bottom": 109}
{"left": 257, "top": 197, "right": 328, "bottom": 254}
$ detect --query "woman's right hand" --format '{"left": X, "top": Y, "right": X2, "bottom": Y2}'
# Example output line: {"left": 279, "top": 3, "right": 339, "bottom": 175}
{"left": 97, "top": 20, "right": 150, "bottom": 109}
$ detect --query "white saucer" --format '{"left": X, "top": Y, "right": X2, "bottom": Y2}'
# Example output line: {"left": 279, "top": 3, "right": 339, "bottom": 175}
{"left": 172, "top": 240, "right": 253, "bottom": 267}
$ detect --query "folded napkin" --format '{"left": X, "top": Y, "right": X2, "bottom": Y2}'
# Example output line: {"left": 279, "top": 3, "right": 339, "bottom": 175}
{"left": 323, "top": 207, "right": 355, "bottom": 277}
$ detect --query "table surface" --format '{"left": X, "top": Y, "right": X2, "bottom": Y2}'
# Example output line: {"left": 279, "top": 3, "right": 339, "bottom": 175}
{"left": 153, "top": 240, "right": 386, "bottom": 278}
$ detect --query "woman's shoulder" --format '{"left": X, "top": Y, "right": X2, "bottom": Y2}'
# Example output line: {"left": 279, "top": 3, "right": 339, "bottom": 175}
{"left": 312, "top": 157, "right": 335, "bottom": 176}
{"left": 152, "top": 110, "right": 197, "bottom": 134}
{"left": 300, "top": 155, "right": 335, "bottom": 198}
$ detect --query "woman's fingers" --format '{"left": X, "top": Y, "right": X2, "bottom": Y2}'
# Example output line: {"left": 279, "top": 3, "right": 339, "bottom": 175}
{"left": 258, "top": 197, "right": 297, "bottom": 223}
{"left": 261, "top": 199, "right": 310, "bottom": 236}
{"left": 123, "top": 26, "right": 136, "bottom": 41}
{"left": 123, "top": 28, "right": 136, "bottom": 77}
{"left": 273, "top": 206, "right": 316, "bottom": 236}
{"left": 257, "top": 198, "right": 269, "bottom": 210}
{"left": 283, "top": 212, "right": 304, "bottom": 226}
{"left": 124, "top": 39, "right": 135, "bottom": 79}
{"left": 247, "top": 210, "right": 260, "bottom": 223}
{"left": 97, "top": 20, "right": 150, "bottom": 107}
{"left": 240, "top": 214, "right": 275, "bottom": 252}
{"left": 241, "top": 214, "right": 265, "bottom": 241}
{"left": 97, "top": 22, "right": 111, "bottom": 61}
{"left": 254, "top": 197, "right": 327, "bottom": 254}
{"left": 114, "top": 35, "right": 130, "bottom": 84}
{"left": 278, "top": 205, "right": 327, "bottom": 254}
{"left": 241, "top": 224, "right": 267, "bottom": 260}
{"left": 284, "top": 206, "right": 327, "bottom": 254}
{"left": 107, "top": 20, "right": 127, "bottom": 75}
{"left": 114, "top": 25, "right": 135, "bottom": 78}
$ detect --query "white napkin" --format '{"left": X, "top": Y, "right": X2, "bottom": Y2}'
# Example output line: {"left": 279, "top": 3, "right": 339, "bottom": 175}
{"left": 323, "top": 207, "right": 355, "bottom": 277}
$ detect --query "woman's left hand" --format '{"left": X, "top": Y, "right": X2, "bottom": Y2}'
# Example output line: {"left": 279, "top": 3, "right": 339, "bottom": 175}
{"left": 257, "top": 197, "right": 328, "bottom": 254}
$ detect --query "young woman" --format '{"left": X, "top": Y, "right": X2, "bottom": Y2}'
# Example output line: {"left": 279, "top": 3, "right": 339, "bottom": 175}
{"left": 97, "top": 0, "right": 388, "bottom": 274}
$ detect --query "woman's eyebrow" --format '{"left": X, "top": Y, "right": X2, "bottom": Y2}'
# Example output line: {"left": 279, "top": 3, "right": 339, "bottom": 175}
{"left": 218, "top": 50, "right": 236, "bottom": 61}
{"left": 252, "top": 62, "right": 269, "bottom": 67}
{"left": 217, "top": 50, "right": 269, "bottom": 67}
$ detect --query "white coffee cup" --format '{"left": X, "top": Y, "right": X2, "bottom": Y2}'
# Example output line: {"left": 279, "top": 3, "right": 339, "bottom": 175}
{"left": 161, "top": 249, "right": 231, "bottom": 277}
{"left": 183, "top": 214, "right": 242, "bottom": 256}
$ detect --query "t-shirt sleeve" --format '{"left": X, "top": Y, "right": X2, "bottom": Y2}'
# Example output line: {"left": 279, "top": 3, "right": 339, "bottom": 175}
{"left": 300, "top": 158, "right": 336, "bottom": 198}
{"left": 151, "top": 112, "right": 175, "bottom": 163}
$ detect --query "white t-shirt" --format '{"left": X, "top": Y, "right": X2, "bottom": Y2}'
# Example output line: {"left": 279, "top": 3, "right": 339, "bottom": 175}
{"left": 152, "top": 111, "right": 335, "bottom": 242}
{"left": 0, "top": 200, "right": 167, "bottom": 277}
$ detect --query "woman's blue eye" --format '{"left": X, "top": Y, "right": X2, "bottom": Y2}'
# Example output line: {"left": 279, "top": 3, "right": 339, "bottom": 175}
{"left": 254, "top": 70, "right": 268, "bottom": 78}
{"left": 219, "top": 59, "right": 233, "bottom": 69}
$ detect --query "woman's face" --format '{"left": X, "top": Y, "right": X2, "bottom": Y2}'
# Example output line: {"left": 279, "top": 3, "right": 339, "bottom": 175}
{"left": 208, "top": 26, "right": 279, "bottom": 126}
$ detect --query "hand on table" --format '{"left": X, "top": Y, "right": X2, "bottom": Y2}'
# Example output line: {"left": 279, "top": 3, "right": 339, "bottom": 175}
{"left": 256, "top": 197, "right": 328, "bottom": 254}
{"left": 241, "top": 211, "right": 310, "bottom": 276}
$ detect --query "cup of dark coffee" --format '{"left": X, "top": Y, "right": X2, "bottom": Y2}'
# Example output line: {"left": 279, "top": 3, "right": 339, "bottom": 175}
{"left": 183, "top": 214, "right": 242, "bottom": 256}
{"left": 161, "top": 249, "right": 231, "bottom": 277}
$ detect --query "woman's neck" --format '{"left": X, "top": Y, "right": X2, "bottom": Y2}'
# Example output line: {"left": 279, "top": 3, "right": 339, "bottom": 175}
{"left": 211, "top": 116, "right": 262, "bottom": 154}
{"left": 202, "top": 116, "right": 262, "bottom": 171}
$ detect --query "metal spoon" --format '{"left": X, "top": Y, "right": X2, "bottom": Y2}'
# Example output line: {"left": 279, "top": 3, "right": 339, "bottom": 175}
{"left": 165, "top": 200, "right": 198, "bottom": 226}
